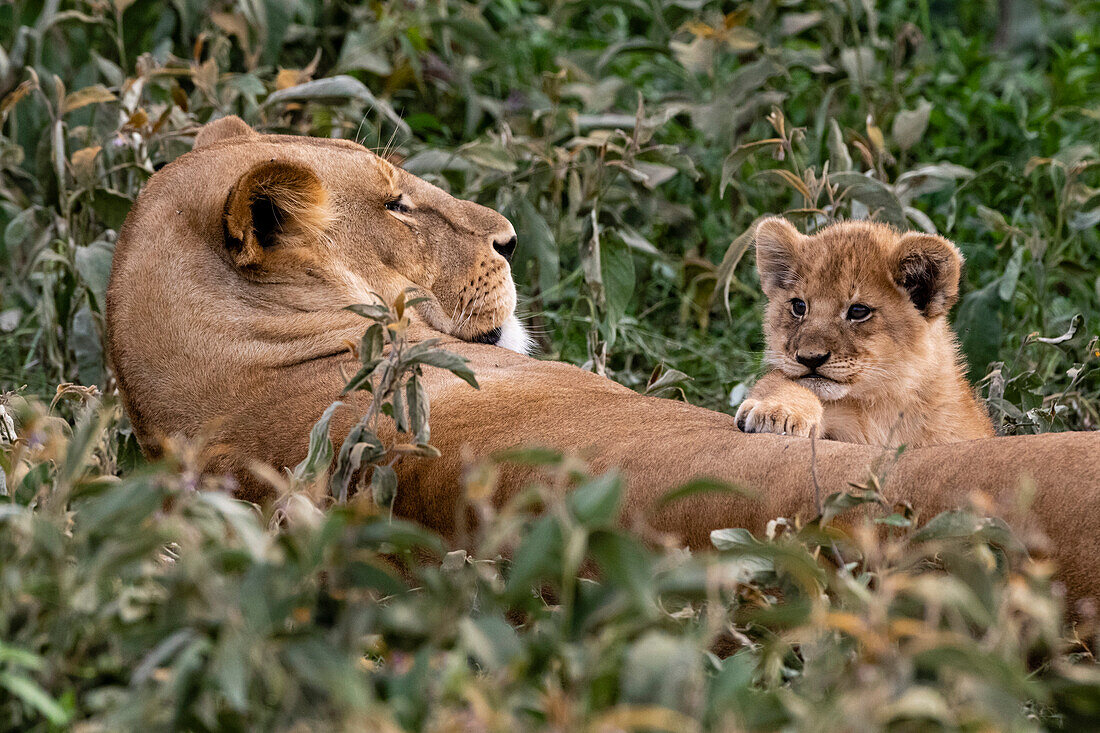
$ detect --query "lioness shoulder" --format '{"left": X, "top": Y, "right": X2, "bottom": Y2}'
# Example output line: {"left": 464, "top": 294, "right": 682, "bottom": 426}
{"left": 735, "top": 217, "right": 994, "bottom": 448}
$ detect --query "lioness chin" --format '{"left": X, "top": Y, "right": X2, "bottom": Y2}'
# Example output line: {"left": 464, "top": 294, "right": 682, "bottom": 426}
{"left": 735, "top": 217, "right": 994, "bottom": 448}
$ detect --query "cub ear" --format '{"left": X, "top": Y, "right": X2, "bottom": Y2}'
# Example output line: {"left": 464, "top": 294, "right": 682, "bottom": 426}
{"left": 223, "top": 160, "right": 331, "bottom": 269}
{"left": 195, "top": 115, "right": 255, "bottom": 149}
{"left": 892, "top": 232, "right": 963, "bottom": 318}
{"left": 754, "top": 217, "right": 804, "bottom": 294}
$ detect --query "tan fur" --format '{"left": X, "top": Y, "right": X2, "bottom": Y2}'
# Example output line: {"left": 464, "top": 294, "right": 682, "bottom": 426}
{"left": 106, "top": 120, "right": 1100, "bottom": 609}
{"left": 737, "top": 218, "right": 994, "bottom": 448}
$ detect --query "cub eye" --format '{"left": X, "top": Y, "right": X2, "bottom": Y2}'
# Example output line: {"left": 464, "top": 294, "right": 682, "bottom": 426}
{"left": 846, "top": 303, "right": 872, "bottom": 322}
{"left": 384, "top": 196, "right": 411, "bottom": 214}
{"left": 790, "top": 298, "right": 807, "bottom": 317}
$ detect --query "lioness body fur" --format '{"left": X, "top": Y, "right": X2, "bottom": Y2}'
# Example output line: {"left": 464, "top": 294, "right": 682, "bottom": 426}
{"left": 106, "top": 119, "right": 1099, "bottom": 609}
{"left": 737, "top": 218, "right": 994, "bottom": 447}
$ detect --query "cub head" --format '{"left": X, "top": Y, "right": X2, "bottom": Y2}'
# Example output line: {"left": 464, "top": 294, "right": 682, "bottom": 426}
{"left": 184, "top": 116, "right": 528, "bottom": 351}
{"left": 753, "top": 217, "right": 963, "bottom": 401}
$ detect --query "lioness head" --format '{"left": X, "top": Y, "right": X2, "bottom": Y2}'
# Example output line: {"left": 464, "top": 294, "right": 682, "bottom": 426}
{"left": 107, "top": 117, "right": 531, "bottom": 452}
{"left": 753, "top": 217, "right": 963, "bottom": 401}
{"left": 190, "top": 116, "right": 527, "bottom": 349}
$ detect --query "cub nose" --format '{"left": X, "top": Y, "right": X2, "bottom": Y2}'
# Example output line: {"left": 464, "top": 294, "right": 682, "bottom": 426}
{"left": 796, "top": 351, "right": 830, "bottom": 370}
{"left": 493, "top": 235, "right": 517, "bottom": 262}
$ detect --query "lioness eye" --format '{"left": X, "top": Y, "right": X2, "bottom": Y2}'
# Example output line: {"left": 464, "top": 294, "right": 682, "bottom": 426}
{"left": 790, "top": 298, "right": 807, "bottom": 317}
{"left": 846, "top": 303, "right": 872, "bottom": 321}
{"left": 384, "top": 196, "right": 411, "bottom": 214}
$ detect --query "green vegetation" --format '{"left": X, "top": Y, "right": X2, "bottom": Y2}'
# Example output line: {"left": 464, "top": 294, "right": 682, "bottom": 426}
{"left": 2, "top": 0, "right": 1099, "bottom": 729}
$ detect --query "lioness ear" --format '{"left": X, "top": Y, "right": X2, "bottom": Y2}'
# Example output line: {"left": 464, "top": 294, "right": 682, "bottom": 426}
{"left": 892, "top": 232, "right": 962, "bottom": 318}
{"left": 754, "top": 217, "right": 804, "bottom": 294}
{"left": 195, "top": 115, "right": 254, "bottom": 149}
{"left": 223, "top": 160, "right": 331, "bottom": 269}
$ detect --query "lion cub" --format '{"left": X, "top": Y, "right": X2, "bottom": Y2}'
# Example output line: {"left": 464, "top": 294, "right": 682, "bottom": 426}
{"left": 735, "top": 217, "right": 993, "bottom": 448}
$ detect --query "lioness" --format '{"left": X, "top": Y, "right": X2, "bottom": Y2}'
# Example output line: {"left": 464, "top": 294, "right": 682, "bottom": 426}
{"left": 736, "top": 218, "right": 994, "bottom": 447}
{"left": 106, "top": 118, "right": 1100, "bottom": 607}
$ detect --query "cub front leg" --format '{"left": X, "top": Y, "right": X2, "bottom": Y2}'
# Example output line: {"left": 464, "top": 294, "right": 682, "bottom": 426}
{"left": 735, "top": 371, "right": 824, "bottom": 438}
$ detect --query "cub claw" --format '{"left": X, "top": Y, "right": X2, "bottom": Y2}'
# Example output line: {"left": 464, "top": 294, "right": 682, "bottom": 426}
{"left": 735, "top": 398, "right": 821, "bottom": 438}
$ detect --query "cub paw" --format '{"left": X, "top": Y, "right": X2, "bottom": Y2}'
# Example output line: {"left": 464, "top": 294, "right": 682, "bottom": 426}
{"left": 735, "top": 397, "right": 822, "bottom": 438}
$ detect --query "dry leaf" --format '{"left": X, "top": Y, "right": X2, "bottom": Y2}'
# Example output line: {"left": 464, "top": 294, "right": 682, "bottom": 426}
{"left": 0, "top": 80, "right": 36, "bottom": 118}
{"left": 71, "top": 146, "right": 102, "bottom": 187}
{"left": 276, "top": 68, "right": 305, "bottom": 90}
{"left": 62, "top": 85, "right": 117, "bottom": 115}
{"left": 191, "top": 57, "right": 219, "bottom": 96}
{"left": 124, "top": 108, "right": 149, "bottom": 131}
{"left": 865, "top": 115, "right": 886, "bottom": 153}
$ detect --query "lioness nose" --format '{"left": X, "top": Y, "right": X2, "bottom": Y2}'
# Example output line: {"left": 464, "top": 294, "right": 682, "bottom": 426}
{"left": 493, "top": 235, "right": 517, "bottom": 262}
{"left": 796, "top": 351, "right": 830, "bottom": 370}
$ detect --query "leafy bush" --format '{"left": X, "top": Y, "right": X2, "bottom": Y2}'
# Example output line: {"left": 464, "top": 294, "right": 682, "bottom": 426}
{"left": 3, "top": 394, "right": 1100, "bottom": 730}
{"left": 2, "top": 0, "right": 1100, "bottom": 729}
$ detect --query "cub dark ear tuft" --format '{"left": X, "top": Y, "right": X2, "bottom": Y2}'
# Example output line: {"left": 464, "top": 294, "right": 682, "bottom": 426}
{"left": 223, "top": 160, "right": 331, "bottom": 269}
{"left": 754, "top": 217, "right": 804, "bottom": 294}
{"left": 195, "top": 115, "right": 254, "bottom": 149}
{"left": 893, "top": 232, "right": 963, "bottom": 318}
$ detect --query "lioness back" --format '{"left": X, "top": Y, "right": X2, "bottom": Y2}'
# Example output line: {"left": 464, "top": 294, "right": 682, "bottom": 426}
{"left": 735, "top": 217, "right": 994, "bottom": 448}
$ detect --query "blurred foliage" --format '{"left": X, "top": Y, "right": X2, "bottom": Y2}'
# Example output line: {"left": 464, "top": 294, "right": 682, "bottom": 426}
{"left": 2, "top": 393, "right": 1099, "bottom": 730}
{"left": 3, "top": 0, "right": 1100, "bottom": 729}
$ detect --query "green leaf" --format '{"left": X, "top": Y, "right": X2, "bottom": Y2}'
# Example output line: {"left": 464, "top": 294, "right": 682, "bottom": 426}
{"left": 620, "top": 631, "right": 701, "bottom": 713}
{"left": 293, "top": 401, "right": 342, "bottom": 482}
{"left": 875, "top": 513, "right": 913, "bottom": 528}
{"left": 263, "top": 76, "right": 409, "bottom": 135}
{"left": 210, "top": 630, "right": 250, "bottom": 712}
{"left": 346, "top": 303, "right": 390, "bottom": 321}
{"left": 720, "top": 139, "right": 783, "bottom": 197}
{"left": 459, "top": 141, "right": 518, "bottom": 173}
{"left": 658, "top": 477, "right": 748, "bottom": 508}
{"left": 827, "top": 119, "right": 852, "bottom": 171}
{"left": 405, "top": 348, "right": 479, "bottom": 389}
{"left": 892, "top": 99, "right": 932, "bottom": 152}
{"left": 830, "top": 172, "right": 906, "bottom": 228}
{"left": 568, "top": 472, "right": 622, "bottom": 528}
{"left": 491, "top": 446, "right": 563, "bottom": 465}
{"left": 332, "top": 422, "right": 384, "bottom": 502}
{"left": 360, "top": 323, "right": 384, "bottom": 364}
{"left": 504, "top": 516, "right": 562, "bottom": 598}
{"left": 912, "top": 510, "right": 1023, "bottom": 552}
{"left": 89, "top": 189, "right": 132, "bottom": 230}
{"left": 406, "top": 374, "right": 429, "bottom": 443}
{"left": 459, "top": 616, "right": 523, "bottom": 671}
{"left": 371, "top": 464, "right": 397, "bottom": 509}
{"left": 645, "top": 364, "right": 693, "bottom": 398}
{"left": 74, "top": 238, "right": 114, "bottom": 309}
{"left": 997, "top": 245, "right": 1024, "bottom": 302}
{"left": 600, "top": 236, "right": 635, "bottom": 326}
{"left": 0, "top": 671, "right": 70, "bottom": 726}
{"left": 342, "top": 362, "right": 379, "bottom": 394}
{"left": 345, "top": 560, "right": 408, "bottom": 596}
{"left": 512, "top": 196, "right": 559, "bottom": 296}
{"left": 335, "top": 29, "right": 394, "bottom": 75}
{"left": 715, "top": 219, "right": 761, "bottom": 315}
{"left": 710, "top": 527, "right": 760, "bottom": 551}
{"left": 4, "top": 206, "right": 44, "bottom": 257}
{"left": 1035, "top": 314, "right": 1081, "bottom": 345}
{"left": 391, "top": 381, "right": 407, "bottom": 434}
{"left": 821, "top": 488, "right": 885, "bottom": 525}
{"left": 72, "top": 306, "right": 104, "bottom": 388}
{"left": 955, "top": 279, "right": 1004, "bottom": 377}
